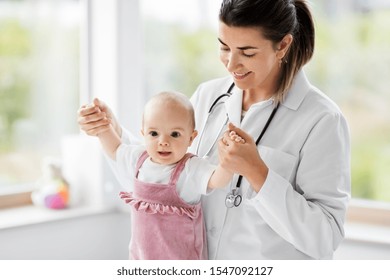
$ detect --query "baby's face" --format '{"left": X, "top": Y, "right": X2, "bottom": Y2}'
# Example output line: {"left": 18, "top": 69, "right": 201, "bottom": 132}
{"left": 142, "top": 101, "right": 197, "bottom": 165}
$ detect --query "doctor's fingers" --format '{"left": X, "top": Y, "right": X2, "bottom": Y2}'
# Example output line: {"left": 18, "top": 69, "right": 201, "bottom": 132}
{"left": 92, "top": 98, "right": 116, "bottom": 119}
{"left": 217, "top": 139, "right": 248, "bottom": 173}
{"left": 219, "top": 136, "right": 242, "bottom": 155}
{"left": 85, "top": 123, "right": 112, "bottom": 136}
{"left": 80, "top": 121, "right": 111, "bottom": 136}
{"left": 78, "top": 114, "right": 111, "bottom": 136}
{"left": 78, "top": 103, "right": 99, "bottom": 117}
{"left": 77, "top": 107, "right": 107, "bottom": 125}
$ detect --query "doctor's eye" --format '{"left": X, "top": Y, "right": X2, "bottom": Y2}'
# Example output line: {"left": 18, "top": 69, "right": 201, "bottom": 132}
{"left": 171, "top": 131, "right": 181, "bottom": 138}
{"left": 149, "top": 131, "right": 158, "bottom": 137}
{"left": 220, "top": 47, "right": 230, "bottom": 52}
{"left": 242, "top": 52, "right": 256, "bottom": 58}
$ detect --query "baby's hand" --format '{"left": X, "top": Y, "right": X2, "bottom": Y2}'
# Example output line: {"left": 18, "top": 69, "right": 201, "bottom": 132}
{"left": 229, "top": 130, "right": 245, "bottom": 144}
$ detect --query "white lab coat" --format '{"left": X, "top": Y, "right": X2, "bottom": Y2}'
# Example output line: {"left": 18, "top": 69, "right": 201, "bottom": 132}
{"left": 189, "top": 70, "right": 351, "bottom": 259}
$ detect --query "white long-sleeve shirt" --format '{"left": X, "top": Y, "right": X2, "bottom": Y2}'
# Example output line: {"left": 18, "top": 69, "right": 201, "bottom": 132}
{"left": 114, "top": 144, "right": 214, "bottom": 204}
{"left": 189, "top": 70, "right": 350, "bottom": 259}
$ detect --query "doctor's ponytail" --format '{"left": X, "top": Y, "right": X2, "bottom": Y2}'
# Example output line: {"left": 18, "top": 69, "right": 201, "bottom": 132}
{"left": 276, "top": 0, "right": 315, "bottom": 102}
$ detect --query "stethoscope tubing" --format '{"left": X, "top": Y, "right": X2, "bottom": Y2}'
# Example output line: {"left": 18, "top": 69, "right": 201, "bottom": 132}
{"left": 195, "top": 83, "right": 234, "bottom": 157}
{"left": 208, "top": 93, "right": 231, "bottom": 114}
{"left": 195, "top": 82, "right": 279, "bottom": 208}
{"left": 234, "top": 102, "right": 280, "bottom": 191}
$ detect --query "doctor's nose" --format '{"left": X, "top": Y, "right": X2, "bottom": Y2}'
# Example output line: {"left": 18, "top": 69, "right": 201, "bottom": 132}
{"left": 222, "top": 52, "right": 242, "bottom": 72}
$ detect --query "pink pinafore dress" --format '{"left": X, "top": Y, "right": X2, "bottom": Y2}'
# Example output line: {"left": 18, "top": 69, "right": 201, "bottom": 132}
{"left": 120, "top": 151, "right": 208, "bottom": 260}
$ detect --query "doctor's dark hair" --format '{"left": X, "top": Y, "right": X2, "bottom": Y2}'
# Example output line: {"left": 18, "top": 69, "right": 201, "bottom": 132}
{"left": 219, "top": 0, "right": 315, "bottom": 102}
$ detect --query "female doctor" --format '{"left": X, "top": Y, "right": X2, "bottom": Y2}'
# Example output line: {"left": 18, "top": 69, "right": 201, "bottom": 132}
{"left": 78, "top": 0, "right": 350, "bottom": 259}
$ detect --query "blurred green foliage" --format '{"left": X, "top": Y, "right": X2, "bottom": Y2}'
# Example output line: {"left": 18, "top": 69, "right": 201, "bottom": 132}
{"left": 143, "top": 21, "right": 225, "bottom": 97}
{"left": 0, "top": 19, "right": 31, "bottom": 151}
{"left": 306, "top": 10, "right": 390, "bottom": 202}
{"left": 0, "top": 11, "right": 80, "bottom": 186}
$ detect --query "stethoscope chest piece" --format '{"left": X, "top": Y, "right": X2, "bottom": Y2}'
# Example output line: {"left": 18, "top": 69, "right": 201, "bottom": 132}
{"left": 225, "top": 188, "right": 242, "bottom": 208}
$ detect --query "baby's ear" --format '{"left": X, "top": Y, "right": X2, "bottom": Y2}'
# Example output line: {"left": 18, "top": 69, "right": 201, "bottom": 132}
{"left": 189, "top": 130, "right": 198, "bottom": 144}
{"left": 140, "top": 129, "right": 144, "bottom": 136}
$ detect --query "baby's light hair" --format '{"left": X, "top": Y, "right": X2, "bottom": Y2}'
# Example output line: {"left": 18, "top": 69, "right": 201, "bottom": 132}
{"left": 143, "top": 91, "right": 196, "bottom": 129}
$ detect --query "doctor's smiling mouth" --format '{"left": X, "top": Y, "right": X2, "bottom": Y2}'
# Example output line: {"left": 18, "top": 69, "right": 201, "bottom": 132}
{"left": 233, "top": 71, "right": 252, "bottom": 80}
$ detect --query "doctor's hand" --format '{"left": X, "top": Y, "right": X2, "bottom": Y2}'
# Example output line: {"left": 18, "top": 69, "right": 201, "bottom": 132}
{"left": 219, "top": 123, "right": 269, "bottom": 192}
{"left": 77, "top": 98, "right": 122, "bottom": 137}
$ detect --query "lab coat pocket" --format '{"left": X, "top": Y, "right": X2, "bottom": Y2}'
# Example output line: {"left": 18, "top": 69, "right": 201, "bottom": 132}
{"left": 258, "top": 145, "right": 297, "bottom": 182}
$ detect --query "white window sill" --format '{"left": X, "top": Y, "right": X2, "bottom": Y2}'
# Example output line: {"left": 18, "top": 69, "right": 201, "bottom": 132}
{"left": 344, "top": 199, "right": 390, "bottom": 245}
{"left": 0, "top": 204, "right": 116, "bottom": 230}
{"left": 344, "top": 222, "right": 390, "bottom": 245}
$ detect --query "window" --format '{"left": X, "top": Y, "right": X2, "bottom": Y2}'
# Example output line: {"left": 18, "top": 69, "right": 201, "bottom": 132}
{"left": 0, "top": 0, "right": 81, "bottom": 208}
{"left": 2, "top": 0, "right": 389, "bottom": 221}
{"left": 140, "top": 0, "right": 225, "bottom": 99}
{"left": 140, "top": 0, "right": 390, "bottom": 211}
{"left": 306, "top": 1, "right": 390, "bottom": 203}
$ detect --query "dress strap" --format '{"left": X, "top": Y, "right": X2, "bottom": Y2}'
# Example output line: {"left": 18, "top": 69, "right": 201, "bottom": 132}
{"left": 169, "top": 153, "right": 194, "bottom": 186}
{"left": 134, "top": 150, "right": 149, "bottom": 179}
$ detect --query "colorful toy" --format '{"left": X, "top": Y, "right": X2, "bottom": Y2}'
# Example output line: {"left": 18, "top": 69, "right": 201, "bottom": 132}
{"left": 31, "top": 158, "right": 70, "bottom": 209}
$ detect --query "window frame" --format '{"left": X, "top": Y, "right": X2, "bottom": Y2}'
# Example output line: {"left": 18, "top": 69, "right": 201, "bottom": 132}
{"left": 347, "top": 199, "right": 390, "bottom": 227}
{"left": 0, "top": 190, "right": 32, "bottom": 209}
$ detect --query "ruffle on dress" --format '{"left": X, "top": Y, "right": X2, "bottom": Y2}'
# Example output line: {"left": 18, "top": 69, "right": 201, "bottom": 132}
{"left": 119, "top": 192, "right": 199, "bottom": 219}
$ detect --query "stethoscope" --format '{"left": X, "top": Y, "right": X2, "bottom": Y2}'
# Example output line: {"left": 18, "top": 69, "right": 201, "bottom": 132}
{"left": 195, "top": 82, "right": 235, "bottom": 157}
{"left": 195, "top": 82, "right": 280, "bottom": 208}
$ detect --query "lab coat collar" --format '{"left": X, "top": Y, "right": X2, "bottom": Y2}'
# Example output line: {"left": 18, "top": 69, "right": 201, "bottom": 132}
{"left": 224, "top": 84, "right": 242, "bottom": 127}
{"left": 281, "top": 70, "right": 312, "bottom": 111}
{"left": 224, "top": 70, "right": 311, "bottom": 124}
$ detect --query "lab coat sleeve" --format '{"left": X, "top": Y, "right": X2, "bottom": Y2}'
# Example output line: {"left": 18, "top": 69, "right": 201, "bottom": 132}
{"left": 253, "top": 112, "right": 351, "bottom": 259}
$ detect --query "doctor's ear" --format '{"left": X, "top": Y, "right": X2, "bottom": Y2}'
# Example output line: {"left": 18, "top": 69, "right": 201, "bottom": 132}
{"left": 276, "top": 34, "right": 293, "bottom": 60}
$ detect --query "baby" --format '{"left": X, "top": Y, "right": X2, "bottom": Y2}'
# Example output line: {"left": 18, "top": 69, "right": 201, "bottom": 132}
{"left": 92, "top": 91, "right": 244, "bottom": 260}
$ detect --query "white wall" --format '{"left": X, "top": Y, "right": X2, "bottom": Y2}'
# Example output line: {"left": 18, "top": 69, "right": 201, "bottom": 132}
{"left": 335, "top": 239, "right": 390, "bottom": 260}
{"left": 1, "top": 211, "right": 389, "bottom": 260}
{"left": 0, "top": 211, "right": 130, "bottom": 260}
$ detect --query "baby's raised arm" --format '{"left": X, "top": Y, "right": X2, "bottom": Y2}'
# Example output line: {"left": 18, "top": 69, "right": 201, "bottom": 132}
{"left": 97, "top": 125, "right": 122, "bottom": 160}
{"left": 86, "top": 100, "right": 122, "bottom": 160}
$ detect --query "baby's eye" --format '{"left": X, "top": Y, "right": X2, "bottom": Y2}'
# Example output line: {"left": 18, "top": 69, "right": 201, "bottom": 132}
{"left": 149, "top": 131, "right": 158, "bottom": 137}
{"left": 171, "top": 131, "right": 180, "bottom": 138}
